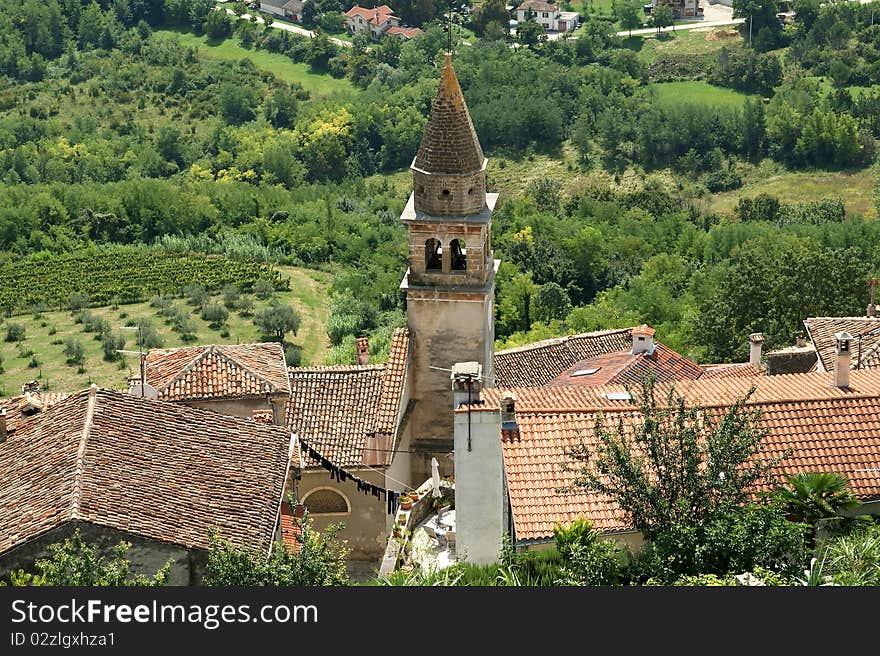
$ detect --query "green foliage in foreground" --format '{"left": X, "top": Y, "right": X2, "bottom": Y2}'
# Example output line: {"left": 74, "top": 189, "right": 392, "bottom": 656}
{"left": 204, "top": 519, "right": 350, "bottom": 586}
{"left": 0, "top": 247, "right": 285, "bottom": 315}
{"left": 3, "top": 529, "right": 171, "bottom": 586}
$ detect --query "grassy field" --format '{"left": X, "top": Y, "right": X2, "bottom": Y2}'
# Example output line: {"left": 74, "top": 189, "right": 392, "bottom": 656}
{"left": 0, "top": 267, "right": 330, "bottom": 396}
{"left": 160, "top": 29, "right": 358, "bottom": 97}
{"left": 646, "top": 80, "right": 755, "bottom": 108}
{"left": 703, "top": 167, "right": 877, "bottom": 219}
{"left": 626, "top": 26, "right": 742, "bottom": 63}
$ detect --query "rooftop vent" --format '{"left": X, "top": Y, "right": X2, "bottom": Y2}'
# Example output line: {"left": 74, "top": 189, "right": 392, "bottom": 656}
{"left": 356, "top": 337, "right": 369, "bottom": 366}
{"left": 749, "top": 332, "right": 764, "bottom": 368}
{"left": 603, "top": 392, "right": 633, "bottom": 401}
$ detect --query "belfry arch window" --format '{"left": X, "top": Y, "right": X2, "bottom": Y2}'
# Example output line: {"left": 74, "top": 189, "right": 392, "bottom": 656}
{"left": 450, "top": 239, "right": 466, "bottom": 271}
{"left": 425, "top": 238, "right": 442, "bottom": 271}
{"left": 302, "top": 488, "right": 350, "bottom": 515}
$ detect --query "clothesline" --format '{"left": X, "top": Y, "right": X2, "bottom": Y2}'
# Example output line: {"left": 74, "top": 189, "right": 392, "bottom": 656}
{"left": 299, "top": 438, "right": 404, "bottom": 515}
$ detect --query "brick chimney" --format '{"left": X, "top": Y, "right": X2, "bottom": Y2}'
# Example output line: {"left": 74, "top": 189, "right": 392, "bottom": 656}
{"left": 631, "top": 325, "right": 655, "bottom": 355}
{"left": 834, "top": 331, "right": 853, "bottom": 389}
{"left": 749, "top": 333, "right": 764, "bottom": 368}
{"left": 451, "top": 361, "right": 482, "bottom": 409}
{"left": 21, "top": 380, "right": 40, "bottom": 395}
{"left": 0, "top": 407, "right": 6, "bottom": 443}
{"left": 355, "top": 337, "right": 369, "bottom": 366}
{"left": 795, "top": 331, "right": 806, "bottom": 348}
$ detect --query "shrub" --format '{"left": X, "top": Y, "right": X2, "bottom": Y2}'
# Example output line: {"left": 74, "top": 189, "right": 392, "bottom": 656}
{"left": 5, "top": 323, "right": 25, "bottom": 342}
{"left": 201, "top": 302, "right": 229, "bottom": 329}
{"left": 253, "top": 279, "right": 275, "bottom": 300}
{"left": 64, "top": 338, "right": 85, "bottom": 366}
{"left": 184, "top": 283, "right": 209, "bottom": 308}
{"left": 222, "top": 284, "right": 240, "bottom": 309}
{"left": 101, "top": 331, "right": 126, "bottom": 362}
{"left": 552, "top": 519, "right": 628, "bottom": 586}
{"left": 68, "top": 293, "right": 90, "bottom": 312}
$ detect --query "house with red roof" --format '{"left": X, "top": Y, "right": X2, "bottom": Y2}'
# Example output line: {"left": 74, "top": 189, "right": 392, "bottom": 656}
{"left": 344, "top": 5, "right": 421, "bottom": 40}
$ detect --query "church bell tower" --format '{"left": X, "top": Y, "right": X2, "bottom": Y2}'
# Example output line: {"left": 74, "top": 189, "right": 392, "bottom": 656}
{"left": 401, "top": 53, "right": 499, "bottom": 478}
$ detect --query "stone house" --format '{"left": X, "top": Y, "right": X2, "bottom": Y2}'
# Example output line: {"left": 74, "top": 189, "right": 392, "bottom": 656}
{"left": 286, "top": 328, "right": 412, "bottom": 564}
{"left": 0, "top": 386, "right": 294, "bottom": 584}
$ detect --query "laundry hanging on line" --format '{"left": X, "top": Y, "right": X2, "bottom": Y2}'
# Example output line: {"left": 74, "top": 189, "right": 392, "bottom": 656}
{"left": 301, "top": 440, "right": 400, "bottom": 515}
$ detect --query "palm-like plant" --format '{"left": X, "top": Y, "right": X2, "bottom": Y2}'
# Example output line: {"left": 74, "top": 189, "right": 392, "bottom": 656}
{"left": 776, "top": 472, "right": 860, "bottom": 525}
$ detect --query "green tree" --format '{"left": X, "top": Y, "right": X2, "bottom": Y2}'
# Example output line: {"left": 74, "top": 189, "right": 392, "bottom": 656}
{"left": 651, "top": 3, "right": 673, "bottom": 36}
{"left": 203, "top": 9, "right": 231, "bottom": 40}
{"left": 253, "top": 300, "right": 301, "bottom": 341}
{"left": 203, "top": 517, "right": 350, "bottom": 586}
{"left": 516, "top": 18, "right": 544, "bottom": 49}
{"left": 473, "top": 0, "right": 510, "bottom": 38}
{"left": 4, "top": 529, "right": 171, "bottom": 586}
{"left": 618, "top": 0, "right": 644, "bottom": 37}
{"left": 201, "top": 302, "right": 229, "bottom": 329}
{"left": 264, "top": 87, "right": 299, "bottom": 129}
{"left": 565, "top": 377, "right": 783, "bottom": 540}
{"left": 64, "top": 337, "right": 85, "bottom": 366}
{"left": 219, "top": 83, "right": 256, "bottom": 125}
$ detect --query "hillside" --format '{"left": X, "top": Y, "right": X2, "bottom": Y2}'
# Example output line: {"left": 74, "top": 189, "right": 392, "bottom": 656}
{"left": 0, "top": 266, "right": 330, "bottom": 395}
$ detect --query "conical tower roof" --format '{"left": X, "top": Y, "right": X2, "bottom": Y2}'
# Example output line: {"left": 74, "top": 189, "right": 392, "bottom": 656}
{"left": 412, "top": 54, "right": 485, "bottom": 175}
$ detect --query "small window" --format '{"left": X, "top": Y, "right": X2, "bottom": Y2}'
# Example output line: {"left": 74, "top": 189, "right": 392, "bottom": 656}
{"left": 571, "top": 367, "right": 601, "bottom": 377}
{"left": 467, "top": 187, "right": 474, "bottom": 196}
{"left": 302, "top": 488, "right": 350, "bottom": 515}
{"left": 450, "top": 239, "right": 466, "bottom": 271}
{"left": 440, "top": 189, "right": 451, "bottom": 200}
{"left": 425, "top": 238, "right": 442, "bottom": 271}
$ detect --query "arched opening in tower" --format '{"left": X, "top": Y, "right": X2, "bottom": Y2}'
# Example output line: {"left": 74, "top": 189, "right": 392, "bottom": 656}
{"left": 425, "top": 238, "right": 442, "bottom": 271}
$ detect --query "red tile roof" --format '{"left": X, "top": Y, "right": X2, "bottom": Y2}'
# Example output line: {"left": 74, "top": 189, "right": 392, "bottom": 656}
{"left": 0, "top": 387, "right": 293, "bottom": 555}
{"left": 517, "top": 0, "right": 559, "bottom": 11}
{"left": 287, "top": 329, "right": 410, "bottom": 469}
{"left": 804, "top": 317, "right": 880, "bottom": 372}
{"left": 345, "top": 4, "right": 396, "bottom": 24}
{"left": 494, "top": 328, "right": 634, "bottom": 388}
{"left": 700, "top": 363, "right": 765, "bottom": 379}
{"left": 385, "top": 26, "right": 422, "bottom": 38}
{"left": 483, "top": 369, "right": 880, "bottom": 541}
{"left": 550, "top": 343, "right": 704, "bottom": 388}
{"left": 140, "top": 343, "right": 290, "bottom": 402}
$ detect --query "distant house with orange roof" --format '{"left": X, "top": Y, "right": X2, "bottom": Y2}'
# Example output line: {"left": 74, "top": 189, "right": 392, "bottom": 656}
{"left": 344, "top": 4, "right": 421, "bottom": 39}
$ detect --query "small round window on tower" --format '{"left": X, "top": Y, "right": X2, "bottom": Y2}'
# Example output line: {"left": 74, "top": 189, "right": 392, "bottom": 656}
{"left": 467, "top": 188, "right": 474, "bottom": 196}
{"left": 440, "top": 189, "right": 451, "bottom": 198}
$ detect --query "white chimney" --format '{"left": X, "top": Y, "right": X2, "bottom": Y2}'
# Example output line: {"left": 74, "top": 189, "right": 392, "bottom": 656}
{"left": 631, "top": 325, "right": 655, "bottom": 355}
{"left": 0, "top": 407, "right": 6, "bottom": 443}
{"left": 834, "top": 331, "right": 853, "bottom": 389}
{"left": 453, "top": 381, "right": 507, "bottom": 565}
{"left": 451, "top": 361, "right": 482, "bottom": 409}
{"left": 355, "top": 337, "right": 369, "bottom": 366}
{"left": 749, "top": 333, "right": 764, "bottom": 368}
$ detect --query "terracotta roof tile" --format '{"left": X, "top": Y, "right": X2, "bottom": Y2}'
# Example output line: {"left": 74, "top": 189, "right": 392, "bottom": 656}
{"left": 287, "top": 329, "right": 409, "bottom": 469}
{"left": 488, "top": 369, "right": 880, "bottom": 541}
{"left": 0, "top": 387, "right": 292, "bottom": 555}
{"left": 804, "top": 317, "right": 880, "bottom": 372}
{"left": 140, "top": 343, "right": 290, "bottom": 402}
{"left": 494, "top": 328, "right": 633, "bottom": 388}
{"left": 344, "top": 4, "right": 396, "bottom": 24}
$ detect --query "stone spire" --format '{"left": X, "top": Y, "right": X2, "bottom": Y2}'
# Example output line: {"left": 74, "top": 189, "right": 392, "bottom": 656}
{"left": 411, "top": 54, "right": 487, "bottom": 217}
{"left": 413, "top": 54, "right": 485, "bottom": 175}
